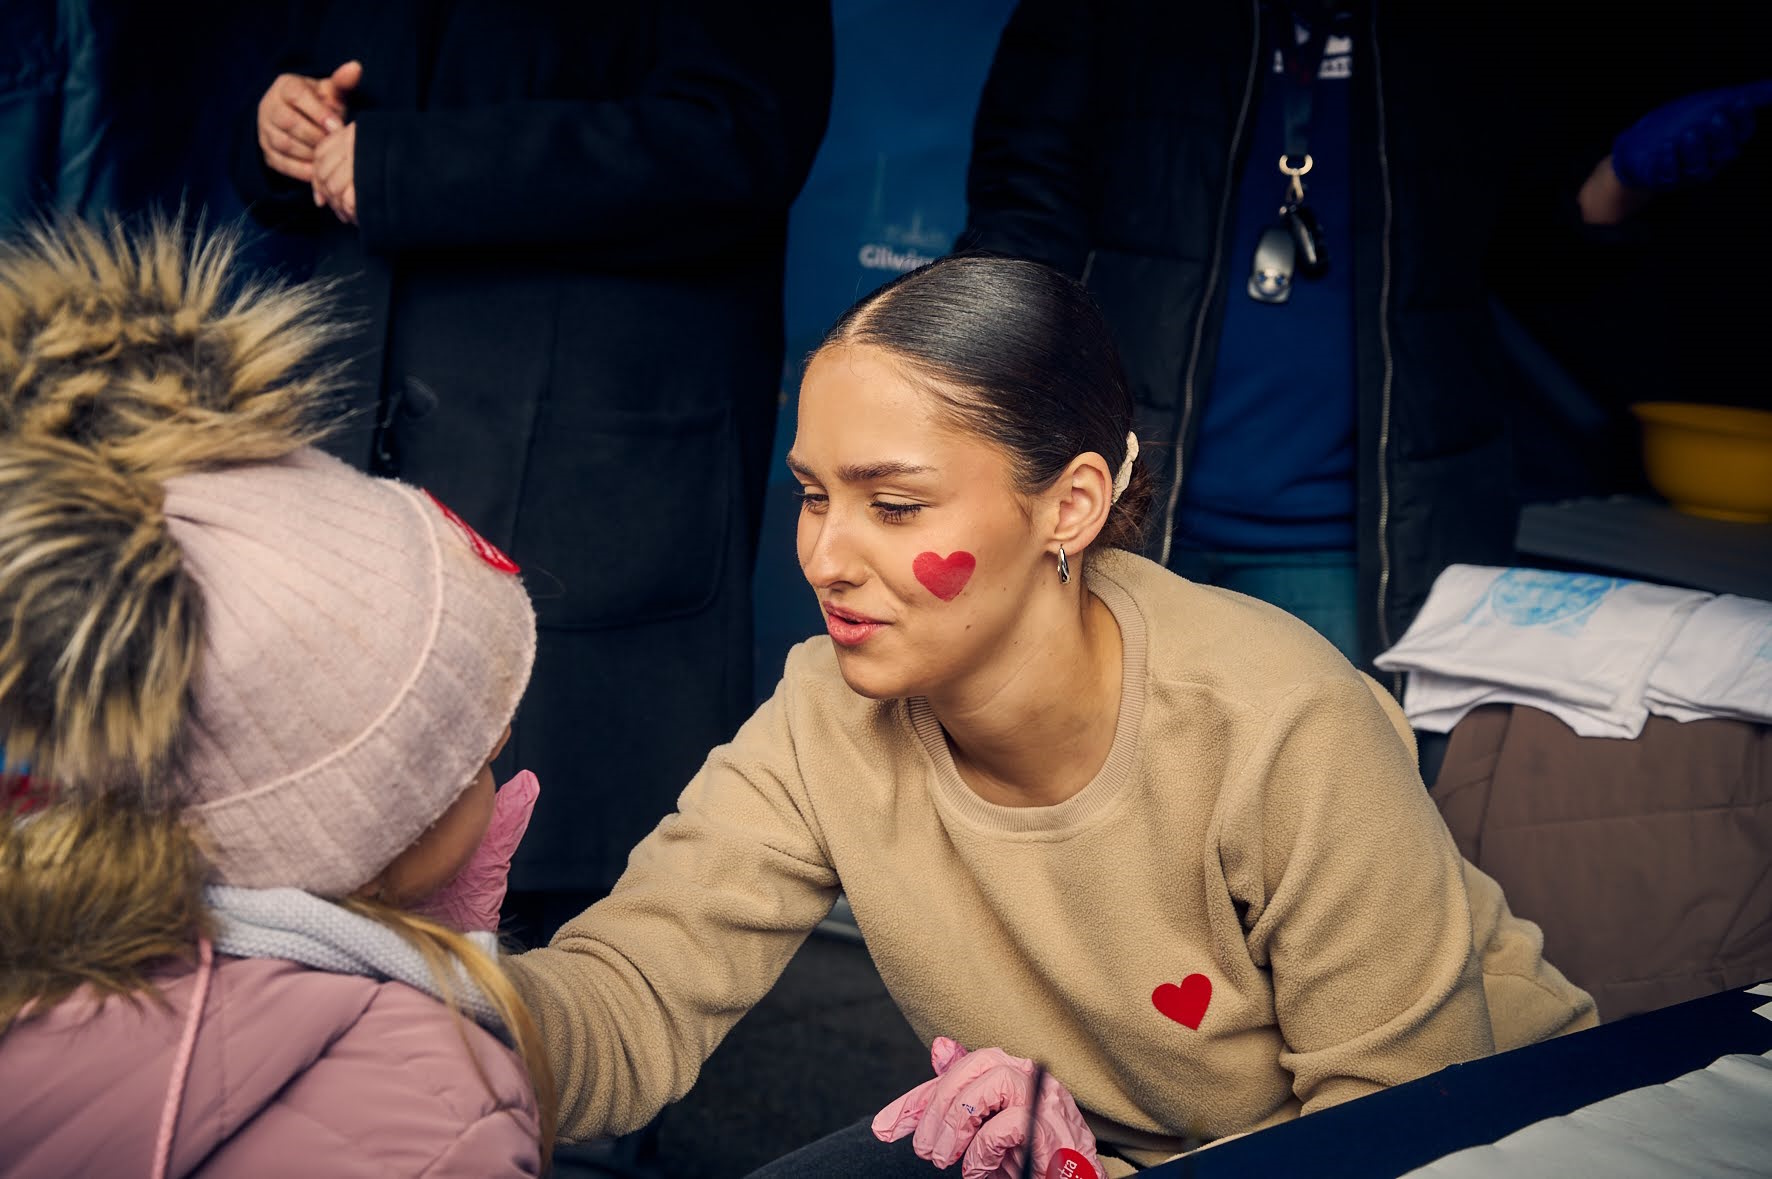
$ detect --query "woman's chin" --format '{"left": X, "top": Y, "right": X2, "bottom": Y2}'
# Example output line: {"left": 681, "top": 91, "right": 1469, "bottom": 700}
{"left": 831, "top": 649, "right": 913, "bottom": 701}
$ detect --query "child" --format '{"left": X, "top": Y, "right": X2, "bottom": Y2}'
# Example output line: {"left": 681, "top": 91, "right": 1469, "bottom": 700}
{"left": 0, "top": 220, "right": 555, "bottom": 1177}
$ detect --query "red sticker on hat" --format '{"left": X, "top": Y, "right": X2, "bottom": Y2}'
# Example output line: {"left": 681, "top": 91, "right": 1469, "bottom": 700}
{"left": 2, "top": 773, "right": 49, "bottom": 814}
{"left": 424, "top": 491, "right": 520, "bottom": 574}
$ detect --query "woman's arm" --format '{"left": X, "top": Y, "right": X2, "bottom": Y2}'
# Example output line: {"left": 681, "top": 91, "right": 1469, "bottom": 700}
{"left": 1218, "top": 676, "right": 1496, "bottom": 1113}
{"left": 502, "top": 662, "right": 841, "bottom": 1142}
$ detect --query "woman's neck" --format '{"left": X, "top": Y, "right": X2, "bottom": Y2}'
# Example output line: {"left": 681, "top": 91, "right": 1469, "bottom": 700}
{"left": 928, "top": 588, "right": 1124, "bottom": 807}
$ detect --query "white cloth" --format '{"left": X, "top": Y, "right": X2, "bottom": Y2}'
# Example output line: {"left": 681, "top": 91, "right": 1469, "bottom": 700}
{"left": 1402, "top": 1047, "right": 1772, "bottom": 1178}
{"left": 1397, "top": 671, "right": 1658, "bottom": 742}
{"left": 1374, "top": 566, "right": 1710, "bottom": 739}
{"left": 1646, "top": 595, "right": 1772, "bottom": 725}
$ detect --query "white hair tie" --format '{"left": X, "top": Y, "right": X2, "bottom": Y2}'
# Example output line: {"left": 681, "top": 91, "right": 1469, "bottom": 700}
{"left": 1110, "top": 431, "right": 1139, "bottom": 504}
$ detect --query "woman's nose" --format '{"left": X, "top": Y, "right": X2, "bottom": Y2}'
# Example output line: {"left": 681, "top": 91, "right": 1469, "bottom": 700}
{"left": 799, "top": 512, "right": 864, "bottom": 589}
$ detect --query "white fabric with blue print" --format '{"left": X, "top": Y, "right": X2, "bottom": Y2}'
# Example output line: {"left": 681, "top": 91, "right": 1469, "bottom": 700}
{"left": 1374, "top": 565, "right": 1711, "bottom": 739}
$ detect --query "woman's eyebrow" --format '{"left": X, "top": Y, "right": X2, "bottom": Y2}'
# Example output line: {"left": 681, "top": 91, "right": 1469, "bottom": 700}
{"left": 786, "top": 454, "right": 936, "bottom": 482}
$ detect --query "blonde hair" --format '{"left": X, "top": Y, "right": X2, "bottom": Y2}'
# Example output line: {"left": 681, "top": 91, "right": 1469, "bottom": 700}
{"left": 0, "top": 219, "right": 555, "bottom": 1165}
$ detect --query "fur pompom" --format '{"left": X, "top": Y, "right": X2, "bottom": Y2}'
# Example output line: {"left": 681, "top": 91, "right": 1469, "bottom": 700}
{"left": 0, "top": 216, "right": 345, "bottom": 478}
{"left": 0, "top": 437, "right": 203, "bottom": 798}
{"left": 0, "top": 796, "right": 212, "bottom": 1031}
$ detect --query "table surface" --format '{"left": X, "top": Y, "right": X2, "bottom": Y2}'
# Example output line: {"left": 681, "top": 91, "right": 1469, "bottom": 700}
{"left": 1515, "top": 496, "right": 1772, "bottom": 600}
{"left": 1144, "top": 983, "right": 1772, "bottom": 1178}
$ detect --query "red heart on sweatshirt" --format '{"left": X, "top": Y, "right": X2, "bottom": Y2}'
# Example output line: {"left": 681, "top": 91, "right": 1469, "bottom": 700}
{"left": 1152, "top": 974, "right": 1212, "bottom": 1030}
{"left": 912, "top": 551, "right": 976, "bottom": 601}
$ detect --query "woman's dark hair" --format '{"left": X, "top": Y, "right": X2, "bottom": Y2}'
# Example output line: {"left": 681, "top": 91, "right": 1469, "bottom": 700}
{"left": 817, "top": 255, "right": 1152, "bottom": 553}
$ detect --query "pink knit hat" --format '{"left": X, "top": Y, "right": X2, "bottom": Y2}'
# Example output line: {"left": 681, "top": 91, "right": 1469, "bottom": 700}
{"left": 162, "top": 447, "right": 535, "bottom": 897}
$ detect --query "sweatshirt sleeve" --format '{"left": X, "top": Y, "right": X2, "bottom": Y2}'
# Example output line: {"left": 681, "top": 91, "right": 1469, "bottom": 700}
{"left": 502, "top": 666, "right": 840, "bottom": 1142}
{"left": 1216, "top": 675, "right": 1496, "bottom": 1114}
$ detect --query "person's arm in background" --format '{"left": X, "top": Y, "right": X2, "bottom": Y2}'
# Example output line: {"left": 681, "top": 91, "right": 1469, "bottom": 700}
{"left": 1578, "top": 80, "right": 1772, "bottom": 225}
{"left": 955, "top": 0, "right": 1095, "bottom": 273}
{"left": 316, "top": 2, "right": 832, "bottom": 265}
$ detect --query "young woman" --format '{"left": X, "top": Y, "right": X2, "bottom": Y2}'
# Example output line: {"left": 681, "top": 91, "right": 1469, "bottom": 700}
{"left": 511, "top": 255, "right": 1595, "bottom": 1179}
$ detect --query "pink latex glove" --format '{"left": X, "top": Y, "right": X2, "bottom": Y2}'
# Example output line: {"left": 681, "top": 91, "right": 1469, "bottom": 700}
{"left": 413, "top": 770, "right": 538, "bottom": 932}
{"left": 873, "top": 1037, "right": 1103, "bottom": 1179}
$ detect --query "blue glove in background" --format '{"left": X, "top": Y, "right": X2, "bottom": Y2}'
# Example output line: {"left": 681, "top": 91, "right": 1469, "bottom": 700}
{"left": 1611, "top": 80, "right": 1772, "bottom": 191}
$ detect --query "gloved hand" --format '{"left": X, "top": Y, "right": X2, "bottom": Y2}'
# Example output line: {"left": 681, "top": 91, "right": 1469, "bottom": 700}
{"left": 872, "top": 1037, "right": 1103, "bottom": 1179}
{"left": 413, "top": 769, "right": 538, "bottom": 932}
{"left": 1611, "top": 80, "right": 1772, "bottom": 191}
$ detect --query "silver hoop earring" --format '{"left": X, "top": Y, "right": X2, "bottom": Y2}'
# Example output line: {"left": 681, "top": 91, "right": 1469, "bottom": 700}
{"left": 1056, "top": 544, "right": 1071, "bottom": 585}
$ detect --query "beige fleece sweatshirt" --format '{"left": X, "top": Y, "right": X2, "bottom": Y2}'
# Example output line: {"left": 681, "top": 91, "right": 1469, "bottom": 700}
{"left": 507, "top": 549, "right": 1593, "bottom": 1166}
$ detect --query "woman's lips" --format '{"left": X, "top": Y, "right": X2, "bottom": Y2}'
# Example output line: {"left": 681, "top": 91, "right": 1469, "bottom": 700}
{"left": 823, "top": 603, "right": 885, "bottom": 647}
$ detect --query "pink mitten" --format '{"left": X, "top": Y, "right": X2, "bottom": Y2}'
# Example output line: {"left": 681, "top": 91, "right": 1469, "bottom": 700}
{"left": 872, "top": 1037, "right": 1103, "bottom": 1179}
{"left": 413, "top": 770, "right": 538, "bottom": 932}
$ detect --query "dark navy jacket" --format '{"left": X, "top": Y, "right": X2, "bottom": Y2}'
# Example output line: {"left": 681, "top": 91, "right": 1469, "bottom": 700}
{"left": 962, "top": 0, "right": 1531, "bottom": 666}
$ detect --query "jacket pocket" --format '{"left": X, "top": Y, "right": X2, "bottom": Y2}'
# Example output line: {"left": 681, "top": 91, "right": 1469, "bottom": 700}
{"left": 513, "top": 404, "right": 733, "bottom": 630}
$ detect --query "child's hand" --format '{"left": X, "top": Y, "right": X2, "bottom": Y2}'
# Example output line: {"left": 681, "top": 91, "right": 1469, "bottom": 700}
{"left": 413, "top": 770, "right": 538, "bottom": 932}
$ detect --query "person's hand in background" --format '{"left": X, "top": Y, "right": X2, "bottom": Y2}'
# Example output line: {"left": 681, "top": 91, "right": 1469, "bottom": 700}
{"left": 256, "top": 60, "right": 362, "bottom": 185}
{"left": 313, "top": 120, "right": 358, "bottom": 224}
{"left": 873, "top": 1037, "right": 1103, "bottom": 1179}
{"left": 1581, "top": 80, "right": 1772, "bottom": 224}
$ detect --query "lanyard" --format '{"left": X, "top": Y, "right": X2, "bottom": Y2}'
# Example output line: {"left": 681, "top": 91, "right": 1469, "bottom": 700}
{"left": 1248, "top": 2, "right": 1341, "bottom": 303}
{"left": 1279, "top": 6, "right": 1335, "bottom": 169}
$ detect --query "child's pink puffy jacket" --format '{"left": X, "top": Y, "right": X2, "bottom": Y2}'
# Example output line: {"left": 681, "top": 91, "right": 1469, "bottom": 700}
{"left": 0, "top": 954, "right": 540, "bottom": 1177}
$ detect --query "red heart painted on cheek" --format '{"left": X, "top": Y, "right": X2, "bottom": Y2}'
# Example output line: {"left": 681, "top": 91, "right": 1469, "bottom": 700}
{"left": 1152, "top": 974, "right": 1212, "bottom": 1030}
{"left": 912, "top": 551, "right": 976, "bottom": 602}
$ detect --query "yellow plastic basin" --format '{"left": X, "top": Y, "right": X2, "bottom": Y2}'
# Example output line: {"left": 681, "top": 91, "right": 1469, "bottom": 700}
{"left": 1632, "top": 401, "right": 1772, "bottom": 523}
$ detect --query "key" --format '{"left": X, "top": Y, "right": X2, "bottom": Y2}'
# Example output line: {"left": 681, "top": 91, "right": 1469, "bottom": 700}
{"left": 1248, "top": 223, "right": 1295, "bottom": 303}
{"left": 1284, "top": 203, "right": 1328, "bottom": 278}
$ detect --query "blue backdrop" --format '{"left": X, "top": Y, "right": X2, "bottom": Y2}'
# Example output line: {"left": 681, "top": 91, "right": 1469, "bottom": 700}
{"left": 752, "top": 0, "right": 1017, "bottom": 701}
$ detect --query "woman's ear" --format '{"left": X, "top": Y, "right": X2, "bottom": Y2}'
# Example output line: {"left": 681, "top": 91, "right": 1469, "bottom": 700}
{"left": 1050, "top": 452, "right": 1113, "bottom": 557}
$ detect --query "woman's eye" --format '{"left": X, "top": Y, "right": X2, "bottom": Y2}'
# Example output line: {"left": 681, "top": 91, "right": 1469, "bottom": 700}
{"left": 873, "top": 502, "right": 922, "bottom": 524}
{"left": 795, "top": 489, "right": 829, "bottom": 513}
